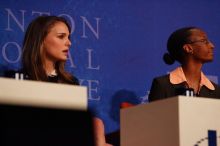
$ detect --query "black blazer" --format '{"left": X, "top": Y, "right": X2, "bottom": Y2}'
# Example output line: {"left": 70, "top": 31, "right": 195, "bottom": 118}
{"left": 3, "top": 69, "right": 79, "bottom": 85}
{"left": 148, "top": 75, "right": 220, "bottom": 102}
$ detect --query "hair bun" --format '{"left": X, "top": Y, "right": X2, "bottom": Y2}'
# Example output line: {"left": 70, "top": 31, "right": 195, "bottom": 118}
{"left": 163, "top": 53, "right": 175, "bottom": 65}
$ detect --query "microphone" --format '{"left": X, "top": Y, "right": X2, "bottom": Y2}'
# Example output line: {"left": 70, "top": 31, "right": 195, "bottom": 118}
{"left": 185, "top": 88, "right": 194, "bottom": 97}
{"left": 176, "top": 87, "right": 195, "bottom": 97}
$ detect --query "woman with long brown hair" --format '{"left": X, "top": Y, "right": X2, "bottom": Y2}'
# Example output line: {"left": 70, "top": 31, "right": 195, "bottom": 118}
{"left": 22, "top": 15, "right": 78, "bottom": 85}
{"left": 22, "top": 15, "right": 112, "bottom": 146}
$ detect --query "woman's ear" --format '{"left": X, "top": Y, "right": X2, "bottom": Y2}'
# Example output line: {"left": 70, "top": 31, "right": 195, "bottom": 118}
{"left": 183, "top": 44, "right": 193, "bottom": 54}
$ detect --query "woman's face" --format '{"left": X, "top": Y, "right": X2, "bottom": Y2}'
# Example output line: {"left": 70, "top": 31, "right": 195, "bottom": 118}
{"left": 43, "top": 21, "right": 71, "bottom": 63}
{"left": 187, "top": 29, "right": 214, "bottom": 63}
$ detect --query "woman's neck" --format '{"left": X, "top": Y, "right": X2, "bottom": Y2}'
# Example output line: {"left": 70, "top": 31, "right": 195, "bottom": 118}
{"left": 182, "top": 62, "right": 202, "bottom": 93}
{"left": 44, "top": 60, "right": 56, "bottom": 76}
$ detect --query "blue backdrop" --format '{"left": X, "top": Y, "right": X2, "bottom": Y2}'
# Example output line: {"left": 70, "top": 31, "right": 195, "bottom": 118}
{"left": 1, "top": 0, "right": 220, "bottom": 134}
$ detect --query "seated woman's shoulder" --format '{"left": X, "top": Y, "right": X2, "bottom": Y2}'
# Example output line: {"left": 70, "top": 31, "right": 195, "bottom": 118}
{"left": 3, "top": 69, "right": 18, "bottom": 78}
{"left": 153, "top": 74, "right": 170, "bottom": 82}
{"left": 71, "top": 75, "right": 80, "bottom": 85}
{"left": 3, "top": 69, "right": 29, "bottom": 79}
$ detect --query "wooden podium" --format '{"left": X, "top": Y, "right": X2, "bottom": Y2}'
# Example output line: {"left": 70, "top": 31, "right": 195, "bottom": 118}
{"left": 121, "top": 96, "right": 220, "bottom": 146}
{"left": 0, "top": 77, "right": 87, "bottom": 110}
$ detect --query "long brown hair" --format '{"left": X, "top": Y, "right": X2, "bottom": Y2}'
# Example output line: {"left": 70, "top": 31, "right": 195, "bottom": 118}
{"left": 22, "top": 15, "right": 74, "bottom": 84}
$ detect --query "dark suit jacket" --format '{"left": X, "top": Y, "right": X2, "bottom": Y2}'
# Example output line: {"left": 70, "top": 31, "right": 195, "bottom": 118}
{"left": 3, "top": 69, "right": 79, "bottom": 85}
{"left": 148, "top": 75, "right": 220, "bottom": 102}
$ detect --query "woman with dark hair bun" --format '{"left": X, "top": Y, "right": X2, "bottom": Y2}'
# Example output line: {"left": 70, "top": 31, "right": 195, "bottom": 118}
{"left": 148, "top": 27, "right": 220, "bottom": 102}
